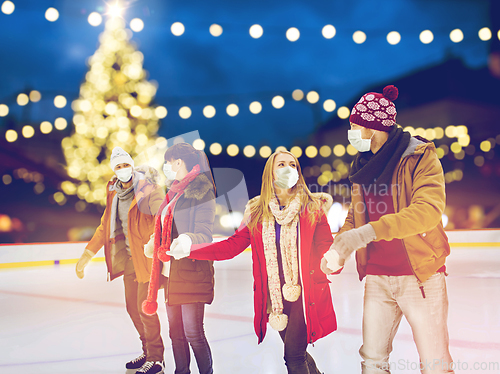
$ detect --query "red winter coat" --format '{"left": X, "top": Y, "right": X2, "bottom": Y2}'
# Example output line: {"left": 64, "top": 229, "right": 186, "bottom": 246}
{"left": 190, "top": 207, "right": 338, "bottom": 344}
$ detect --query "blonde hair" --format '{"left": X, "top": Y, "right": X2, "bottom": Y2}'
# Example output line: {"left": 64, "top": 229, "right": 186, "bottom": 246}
{"left": 246, "top": 151, "right": 322, "bottom": 233}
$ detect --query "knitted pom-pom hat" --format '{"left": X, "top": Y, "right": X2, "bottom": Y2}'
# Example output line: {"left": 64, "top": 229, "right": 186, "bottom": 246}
{"left": 349, "top": 85, "right": 399, "bottom": 132}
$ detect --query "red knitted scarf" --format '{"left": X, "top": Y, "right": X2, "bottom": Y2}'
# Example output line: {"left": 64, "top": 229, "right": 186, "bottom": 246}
{"left": 142, "top": 164, "right": 200, "bottom": 315}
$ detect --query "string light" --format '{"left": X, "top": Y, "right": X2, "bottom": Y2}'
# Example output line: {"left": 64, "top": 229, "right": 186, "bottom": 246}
{"left": 419, "top": 30, "right": 434, "bottom": 44}
{"left": 272, "top": 96, "right": 285, "bottom": 109}
{"left": 353, "top": 31, "right": 367, "bottom": 44}
{"left": 210, "top": 143, "right": 222, "bottom": 155}
{"left": 387, "top": 31, "right": 401, "bottom": 45}
{"left": 193, "top": 139, "right": 205, "bottom": 150}
{"left": 1, "top": 1, "right": 15, "bottom": 15}
{"left": 243, "top": 145, "right": 256, "bottom": 158}
{"left": 249, "top": 101, "right": 262, "bottom": 114}
{"left": 203, "top": 105, "right": 216, "bottom": 118}
{"left": 292, "top": 89, "right": 304, "bottom": 101}
{"left": 0, "top": 104, "right": 9, "bottom": 117}
{"left": 88, "top": 12, "right": 103, "bottom": 27}
{"left": 171, "top": 22, "right": 185, "bottom": 36}
{"left": 45, "top": 7, "right": 59, "bottom": 22}
{"left": 290, "top": 146, "right": 302, "bottom": 158}
{"left": 130, "top": 18, "right": 144, "bottom": 32}
{"left": 179, "top": 106, "right": 191, "bottom": 119}
{"left": 249, "top": 24, "right": 263, "bottom": 39}
{"left": 306, "top": 91, "right": 319, "bottom": 104}
{"left": 227, "top": 144, "right": 239, "bottom": 156}
{"left": 226, "top": 104, "right": 239, "bottom": 117}
{"left": 210, "top": 24, "right": 223, "bottom": 37}
{"left": 322, "top": 25, "right": 336, "bottom": 39}
{"left": 286, "top": 27, "right": 300, "bottom": 42}
{"left": 323, "top": 99, "right": 336, "bottom": 112}
{"left": 450, "top": 29, "right": 464, "bottom": 43}
{"left": 29, "top": 91, "right": 41, "bottom": 102}
{"left": 259, "top": 146, "right": 272, "bottom": 158}
{"left": 478, "top": 27, "right": 491, "bottom": 41}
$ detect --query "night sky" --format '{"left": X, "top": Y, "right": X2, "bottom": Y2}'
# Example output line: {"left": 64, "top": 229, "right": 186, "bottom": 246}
{"left": 0, "top": 0, "right": 492, "bottom": 148}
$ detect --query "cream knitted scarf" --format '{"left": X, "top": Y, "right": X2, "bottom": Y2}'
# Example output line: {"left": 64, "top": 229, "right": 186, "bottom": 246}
{"left": 263, "top": 192, "right": 302, "bottom": 331}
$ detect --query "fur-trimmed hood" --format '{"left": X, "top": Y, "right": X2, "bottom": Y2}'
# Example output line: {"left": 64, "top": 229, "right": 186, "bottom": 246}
{"left": 182, "top": 173, "right": 214, "bottom": 200}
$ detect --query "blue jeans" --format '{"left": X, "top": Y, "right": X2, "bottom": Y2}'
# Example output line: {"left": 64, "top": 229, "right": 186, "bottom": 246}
{"left": 166, "top": 302, "right": 213, "bottom": 374}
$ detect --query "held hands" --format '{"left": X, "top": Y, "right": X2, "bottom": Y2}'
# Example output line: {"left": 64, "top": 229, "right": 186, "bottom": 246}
{"left": 144, "top": 233, "right": 155, "bottom": 259}
{"left": 75, "top": 249, "right": 95, "bottom": 279}
{"left": 334, "top": 223, "right": 377, "bottom": 261}
{"left": 321, "top": 247, "right": 345, "bottom": 275}
{"left": 166, "top": 234, "right": 192, "bottom": 260}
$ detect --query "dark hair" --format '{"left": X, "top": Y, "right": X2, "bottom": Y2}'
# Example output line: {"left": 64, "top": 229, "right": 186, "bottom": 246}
{"left": 164, "top": 142, "right": 216, "bottom": 193}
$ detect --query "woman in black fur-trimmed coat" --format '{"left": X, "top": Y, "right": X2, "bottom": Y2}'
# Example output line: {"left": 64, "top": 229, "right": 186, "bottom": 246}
{"left": 145, "top": 142, "right": 216, "bottom": 374}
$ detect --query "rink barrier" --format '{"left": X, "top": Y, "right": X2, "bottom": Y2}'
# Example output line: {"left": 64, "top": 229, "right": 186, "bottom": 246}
{"left": 0, "top": 230, "right": 498, "bottom": 269}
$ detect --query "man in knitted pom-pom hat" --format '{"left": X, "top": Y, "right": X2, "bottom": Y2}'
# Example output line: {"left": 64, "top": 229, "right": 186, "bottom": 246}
{"left": 322, "top": 85, "right": 454, "bottom": 373}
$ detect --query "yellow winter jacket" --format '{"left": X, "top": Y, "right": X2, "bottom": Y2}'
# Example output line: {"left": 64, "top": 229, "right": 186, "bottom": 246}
{"left": 338, "top": 137, "right": 450, "bottom": 283}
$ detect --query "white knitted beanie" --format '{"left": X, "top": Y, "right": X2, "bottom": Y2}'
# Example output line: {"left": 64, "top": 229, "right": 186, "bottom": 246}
{"left": 110, "top": 147, "right": 134, "bottom": 170}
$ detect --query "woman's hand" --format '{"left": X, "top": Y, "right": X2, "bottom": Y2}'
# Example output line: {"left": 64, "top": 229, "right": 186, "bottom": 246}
{"left": 166, "top": 234, "right": 192, "bottom": 260}
{"left": 321, "top": 246, "right": 345, "bottom": 274}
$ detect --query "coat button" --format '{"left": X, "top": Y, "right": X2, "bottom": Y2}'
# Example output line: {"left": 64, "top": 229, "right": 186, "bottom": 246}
{"left": 310, "top": 302, "right": 315, "bottom": 306}
{"left": 422, "top": 233, "right": 427, "bottom": 237}
{"left": 311, "top": 331, "right": 316, "bottom": 336}
{"left": 310, "top": 270, "right": 314, "bottom": 275}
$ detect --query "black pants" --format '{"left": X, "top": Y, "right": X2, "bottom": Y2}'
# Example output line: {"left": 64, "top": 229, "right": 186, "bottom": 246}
{"left": 279, "top": 296, "right": 322, "bottom": 374}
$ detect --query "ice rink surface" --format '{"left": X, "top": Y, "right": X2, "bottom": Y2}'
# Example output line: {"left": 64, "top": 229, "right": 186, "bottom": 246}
{"left": 1, "top": 246, "right": 500, "bottom": 374}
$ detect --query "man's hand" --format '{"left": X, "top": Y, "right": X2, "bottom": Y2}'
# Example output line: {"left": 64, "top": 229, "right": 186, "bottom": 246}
{"left": 334, "top": 223, "right": 377, "bottom": 260}
{"left": 76, "top": 249, "right": 95, "bottom": 279}
{"left": 166, "top": 234, "right": 192, "bottom": 260}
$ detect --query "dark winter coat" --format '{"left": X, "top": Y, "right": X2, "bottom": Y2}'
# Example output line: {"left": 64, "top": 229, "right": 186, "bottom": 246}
{"left": 164, "top": 172, "right": 216, "bottom": 306}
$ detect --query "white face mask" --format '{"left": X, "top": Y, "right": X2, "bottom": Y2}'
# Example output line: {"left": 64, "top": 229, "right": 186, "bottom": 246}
{"left": 163, "top": 163, "right": 177, "bottom": 181}
{"left": 348, "top": 129, "right": 373, "bottom": 153}
{"left": 274, "top": 166, "right": 299, "bottom": 189}
{"left": 115, "top": 167, "right": 133, "bottom": 183}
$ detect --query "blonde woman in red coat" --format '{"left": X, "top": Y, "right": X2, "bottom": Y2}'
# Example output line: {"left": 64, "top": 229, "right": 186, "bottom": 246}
{"left": 167, "top": 151, "right": 343, "bottom": 374}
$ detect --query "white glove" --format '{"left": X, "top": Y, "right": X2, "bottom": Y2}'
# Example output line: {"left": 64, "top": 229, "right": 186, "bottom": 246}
{"left": 144, "top": 233, "right": 155, "bottom": 259}
{"left": 166, "top": 234, "right": 192, "bottom": 260}
{"left": 76, "top": 249, "right": 95, "bottom": 279}
{"left": 323, "top": 247, "right": 344, "bottom": 274}
{"left": 334, "top": 223, "right": 377, "bottom": 260}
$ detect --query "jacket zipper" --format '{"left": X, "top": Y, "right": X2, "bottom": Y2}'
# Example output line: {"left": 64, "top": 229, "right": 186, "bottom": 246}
{"left": 395, "top": 158, "right": 426, "bottom": 299}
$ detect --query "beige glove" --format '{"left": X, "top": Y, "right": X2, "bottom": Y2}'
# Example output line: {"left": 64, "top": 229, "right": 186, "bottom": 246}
{"left": 76, "top": 249, "right": 95, "bottom": 279}
{"left": 144, "top": 234, "right": 155, "bottom": 259}
{"left": 334, "top": 223, "right": 377, "bottom": 261}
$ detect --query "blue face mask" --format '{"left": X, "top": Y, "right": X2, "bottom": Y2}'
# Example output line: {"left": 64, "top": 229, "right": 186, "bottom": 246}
{"left": 347, "top": 129, "right": 374, "bottom": 152}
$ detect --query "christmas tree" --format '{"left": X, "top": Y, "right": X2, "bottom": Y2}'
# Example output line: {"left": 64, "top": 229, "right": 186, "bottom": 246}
{"left": 61, "top": 14, "right": 164, "bottom": 206}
